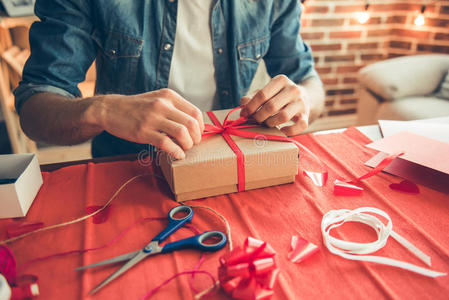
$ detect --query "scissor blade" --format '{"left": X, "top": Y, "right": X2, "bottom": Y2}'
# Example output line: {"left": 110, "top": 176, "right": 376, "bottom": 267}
{"left": 89, "top": 250, "right": 150, "bottom": 295}
{"left": 75, "top": 250, "right": 140, "bottom": 271}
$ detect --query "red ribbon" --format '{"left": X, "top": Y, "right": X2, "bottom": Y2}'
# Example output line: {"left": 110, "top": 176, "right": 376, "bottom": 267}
{"left": 204, "top": 108, "right": 328, "bottom": 191}
{"left": 333, "top": 152, "right": 405, "bottom": 195}
{"left": 218, "top": 237, "right": 279, "bottom": 300}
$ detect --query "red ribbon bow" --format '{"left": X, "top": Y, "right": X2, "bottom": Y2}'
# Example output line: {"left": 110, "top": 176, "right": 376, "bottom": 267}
{"left": 203, "top": 107, "right": 328, "bottom": 191}
{"left": 218, "top": 237, "right": 280, "bottom": 300}
{"left": 0, "top": 245, "right": 39, "bottom": 299}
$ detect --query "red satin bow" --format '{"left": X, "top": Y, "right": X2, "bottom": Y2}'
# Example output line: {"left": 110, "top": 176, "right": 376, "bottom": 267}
{"left": 218, "top": 237, "right": 280, "bottom": 300}
{"left": 203, "top": 107, "right": 328, "bottom": 191}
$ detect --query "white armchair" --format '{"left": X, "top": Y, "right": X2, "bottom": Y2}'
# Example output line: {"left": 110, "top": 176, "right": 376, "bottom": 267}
{"left": 357, "top": 54, "right": 449, "bottom": 125}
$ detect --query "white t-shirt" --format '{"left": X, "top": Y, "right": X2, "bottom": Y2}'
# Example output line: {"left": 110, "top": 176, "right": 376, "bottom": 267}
{"left": 168, "top": 0, "right": 219, "bottom": 111}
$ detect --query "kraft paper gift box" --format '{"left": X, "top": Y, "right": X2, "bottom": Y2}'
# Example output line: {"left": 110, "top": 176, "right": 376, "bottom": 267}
{"left": 158, "top": 109, "right": 299, "bottom": 201}
{"left": 0, "top": 154, "right": 43, "bottom": 218}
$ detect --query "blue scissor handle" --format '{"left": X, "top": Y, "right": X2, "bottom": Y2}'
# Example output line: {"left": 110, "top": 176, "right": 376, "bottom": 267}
{"left": 161, "top": 231, "right": 227, "bottom": 253}
{"left": 152, "top": 206, "right": 193, "bottom": 243}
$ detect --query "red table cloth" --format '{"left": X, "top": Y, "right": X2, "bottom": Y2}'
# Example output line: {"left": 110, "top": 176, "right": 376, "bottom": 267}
{"left": 1, "top": 128, "right": 448, "bottom": 299}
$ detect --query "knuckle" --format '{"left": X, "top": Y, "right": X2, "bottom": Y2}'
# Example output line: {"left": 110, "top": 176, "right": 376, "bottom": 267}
{"left": 185, "top": 118, "right": 198, "bottom": 131}
{"left": 150, "top": 98, "right": 167, "bottom": 110}
{"left": 190, "top": 108, "right": 202, "bottom": 120}
{"left": 256, "top": 90, "right": 267, "bottom": 102}
{"left": 173, "top": 124, "right": 188, "bottom": 137}
{"left": 254, "top": 113, "right": 265, "bottom": 123}
{"left": 278, "top": 111, "right": 290, "bottom": 123}
{"left": 290, "top": 85, "right": 301, "bottom": 97}
{"left": 159, "top": 88, "right": 173, "bottom": 98}
{"left": 276, "top": 74, "right": 288, "bottom": 83}
{"left": 265, "top": 100, "right": 277, "bottom": 113}
{"left": 157, "top": 136, "right": 172, "bottom": 150}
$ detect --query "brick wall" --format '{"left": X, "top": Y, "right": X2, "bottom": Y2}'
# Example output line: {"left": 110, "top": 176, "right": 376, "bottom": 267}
{"left": 301, "top": 0, "right": 449, "bottom": 128}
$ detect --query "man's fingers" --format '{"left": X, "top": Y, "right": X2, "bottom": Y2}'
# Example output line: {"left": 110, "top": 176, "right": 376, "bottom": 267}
{"left": 148, "top": 131, "right": 186, "bottom": 160}
{"left": 161, "top": 89, "right": 205, "bottom": 132}
{"left": 241, "top": 75, "right": 289, "bottom": 117}
{"left": 280, "top": 111, "right": 309, "bottom": 136}
{"left": 159, "top": 119, "right": 194, "bottom": 151}
{"left": 166, "top": 108, "right": 202, "bottom": 145}
{"left": 252, "top": 87, "right": 294, "bottom": 123}
{"left": 240, "top": 96, "right": 251, "bottom": 106}
{"left": 265, "top": 101, "right": 300, "bottom": 127}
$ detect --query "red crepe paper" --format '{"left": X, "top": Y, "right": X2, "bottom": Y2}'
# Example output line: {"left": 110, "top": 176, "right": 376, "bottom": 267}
{"left": 218, "top": 237, "right": 279, "bottom": 300}
{"left": 20, "top": 217, "right": 166, "bottom": 269}
{"left": 204, "top": 107, "right": 328, "bottom": 189}
{"left": 333, "top": 179, "right": 363, "bottom": 196}
{"left": 389, "top": 180, "right": 420, "bottom": 194}
{"left": 287, "top": 236, "right": 319, "bottom": 263}
{"left": 6, "top": 222, "right": 44, "bottom": 239}
{"left": 85, "top": 205, "right": 111, "bottom": 224}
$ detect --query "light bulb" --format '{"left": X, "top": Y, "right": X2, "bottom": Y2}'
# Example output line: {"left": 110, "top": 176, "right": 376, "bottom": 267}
{"left": 357, "top": 11, "right": 371, "bottom": 24}
{"left": 414, "top": 13, "right": 425, "bottom": 26}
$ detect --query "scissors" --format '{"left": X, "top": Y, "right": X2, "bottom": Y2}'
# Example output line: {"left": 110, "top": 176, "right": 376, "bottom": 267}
{"left": 76, "top": 205, "right": 227, "bottom": 295}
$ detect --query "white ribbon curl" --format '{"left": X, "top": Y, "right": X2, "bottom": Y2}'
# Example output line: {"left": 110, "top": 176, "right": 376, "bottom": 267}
{"left": 321, "top": 207, "right": 446, "bottom": 278}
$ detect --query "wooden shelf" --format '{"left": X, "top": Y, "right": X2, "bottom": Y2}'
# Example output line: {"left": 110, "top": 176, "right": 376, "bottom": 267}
{"left": 0, "top": 14, "right": 37, "bottom": 29}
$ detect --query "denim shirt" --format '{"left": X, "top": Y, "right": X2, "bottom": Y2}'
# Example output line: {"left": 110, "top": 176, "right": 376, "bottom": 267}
{"left": 14, "top": 0, "right": 318, "bottom": 157}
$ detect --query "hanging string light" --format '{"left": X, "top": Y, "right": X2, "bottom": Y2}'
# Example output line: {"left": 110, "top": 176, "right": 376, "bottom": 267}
{"left": 414, "top": 4, "right": 427, "bottom": 26}
{"left": 300, "top": 0, "right": 307, "bottom": 11}
{"left": 357, "top": 2, "right": 371, "bottom": 24}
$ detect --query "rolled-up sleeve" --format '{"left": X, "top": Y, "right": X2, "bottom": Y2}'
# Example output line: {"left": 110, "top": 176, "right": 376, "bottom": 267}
{"left": 264, "top": 0, "right": 319, "bottom": 84}
{"left": 14, "top": 0, "right": 97, "bottom": 114}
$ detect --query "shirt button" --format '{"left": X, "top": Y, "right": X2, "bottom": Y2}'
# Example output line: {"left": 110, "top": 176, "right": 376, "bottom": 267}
{"left": 217, "top": 48, "right": 223, "bottom": 55}
{"left": 222, "top": 90, "right": 229, "bottom": 96}
{"left": 256, "top": 54, "right": 261, "bottom": 59}
{"left": 164, "top": 43, "right": 172, "bottom": 51}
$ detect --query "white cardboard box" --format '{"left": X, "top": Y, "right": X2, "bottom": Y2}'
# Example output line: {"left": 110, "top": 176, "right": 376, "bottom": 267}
{"left": 0, "top": 154, "right": 43, "bottom": 219}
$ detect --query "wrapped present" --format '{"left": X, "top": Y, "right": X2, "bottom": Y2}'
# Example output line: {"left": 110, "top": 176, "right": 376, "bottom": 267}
{"left": 158, "top": 108, "right": 299, "bottom": 201}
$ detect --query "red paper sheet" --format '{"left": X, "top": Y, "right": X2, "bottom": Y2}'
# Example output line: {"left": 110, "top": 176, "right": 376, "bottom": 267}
{"left": 0, "top": 128, "right": 448, "bottom": 299}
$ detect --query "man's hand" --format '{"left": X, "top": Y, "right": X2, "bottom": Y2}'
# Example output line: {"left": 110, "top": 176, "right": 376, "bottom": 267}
{"left": 86, "top": 88, "right": 204, "bottom": 159}
{"left": 240, "top": 75, "right": 312, "bottom": 136}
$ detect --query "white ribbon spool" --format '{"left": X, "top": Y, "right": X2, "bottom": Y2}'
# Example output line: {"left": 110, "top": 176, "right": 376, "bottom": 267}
{"left": 321, "top": 207, "right": 446, "bottom": 278}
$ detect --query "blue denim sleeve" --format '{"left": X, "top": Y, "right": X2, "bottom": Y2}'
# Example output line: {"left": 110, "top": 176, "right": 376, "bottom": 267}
{"left": 14, "top": 0, "right": 97, "bottom": 113}
{"left": 264, "top": 0, "right": 319, "bottom": 84}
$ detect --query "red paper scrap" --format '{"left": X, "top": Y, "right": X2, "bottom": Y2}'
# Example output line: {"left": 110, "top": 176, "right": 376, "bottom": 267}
{"left": 333, "top": 179, "right": 363, "bottom": 196}
{"left": 389, "top": 180, "right": 420, "bottom": 194}
{"left": 287, "top": 236, "right": 319, "bottom": 263}
{"left": 303, "top": 171, "right": 328, "bottom": 187}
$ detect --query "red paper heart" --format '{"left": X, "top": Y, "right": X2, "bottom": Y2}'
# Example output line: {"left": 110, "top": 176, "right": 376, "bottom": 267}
{"left": 85, "top": 205, "right": 111, "bottom": 224}
{"left": 389, "top": 180, "right": 420, "bottom": 194}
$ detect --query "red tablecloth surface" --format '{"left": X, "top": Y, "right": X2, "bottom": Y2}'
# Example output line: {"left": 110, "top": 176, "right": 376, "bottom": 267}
{"left": 1, "top": 128, "right": 448, "bottom": 300}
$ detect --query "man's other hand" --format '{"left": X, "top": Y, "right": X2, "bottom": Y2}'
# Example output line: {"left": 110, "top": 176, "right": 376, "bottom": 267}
{"left": 86, "top": 89, "right": 204, "bottom": 159}
{"left": 240, "top": 75, "right": 311, "bottom": 136}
